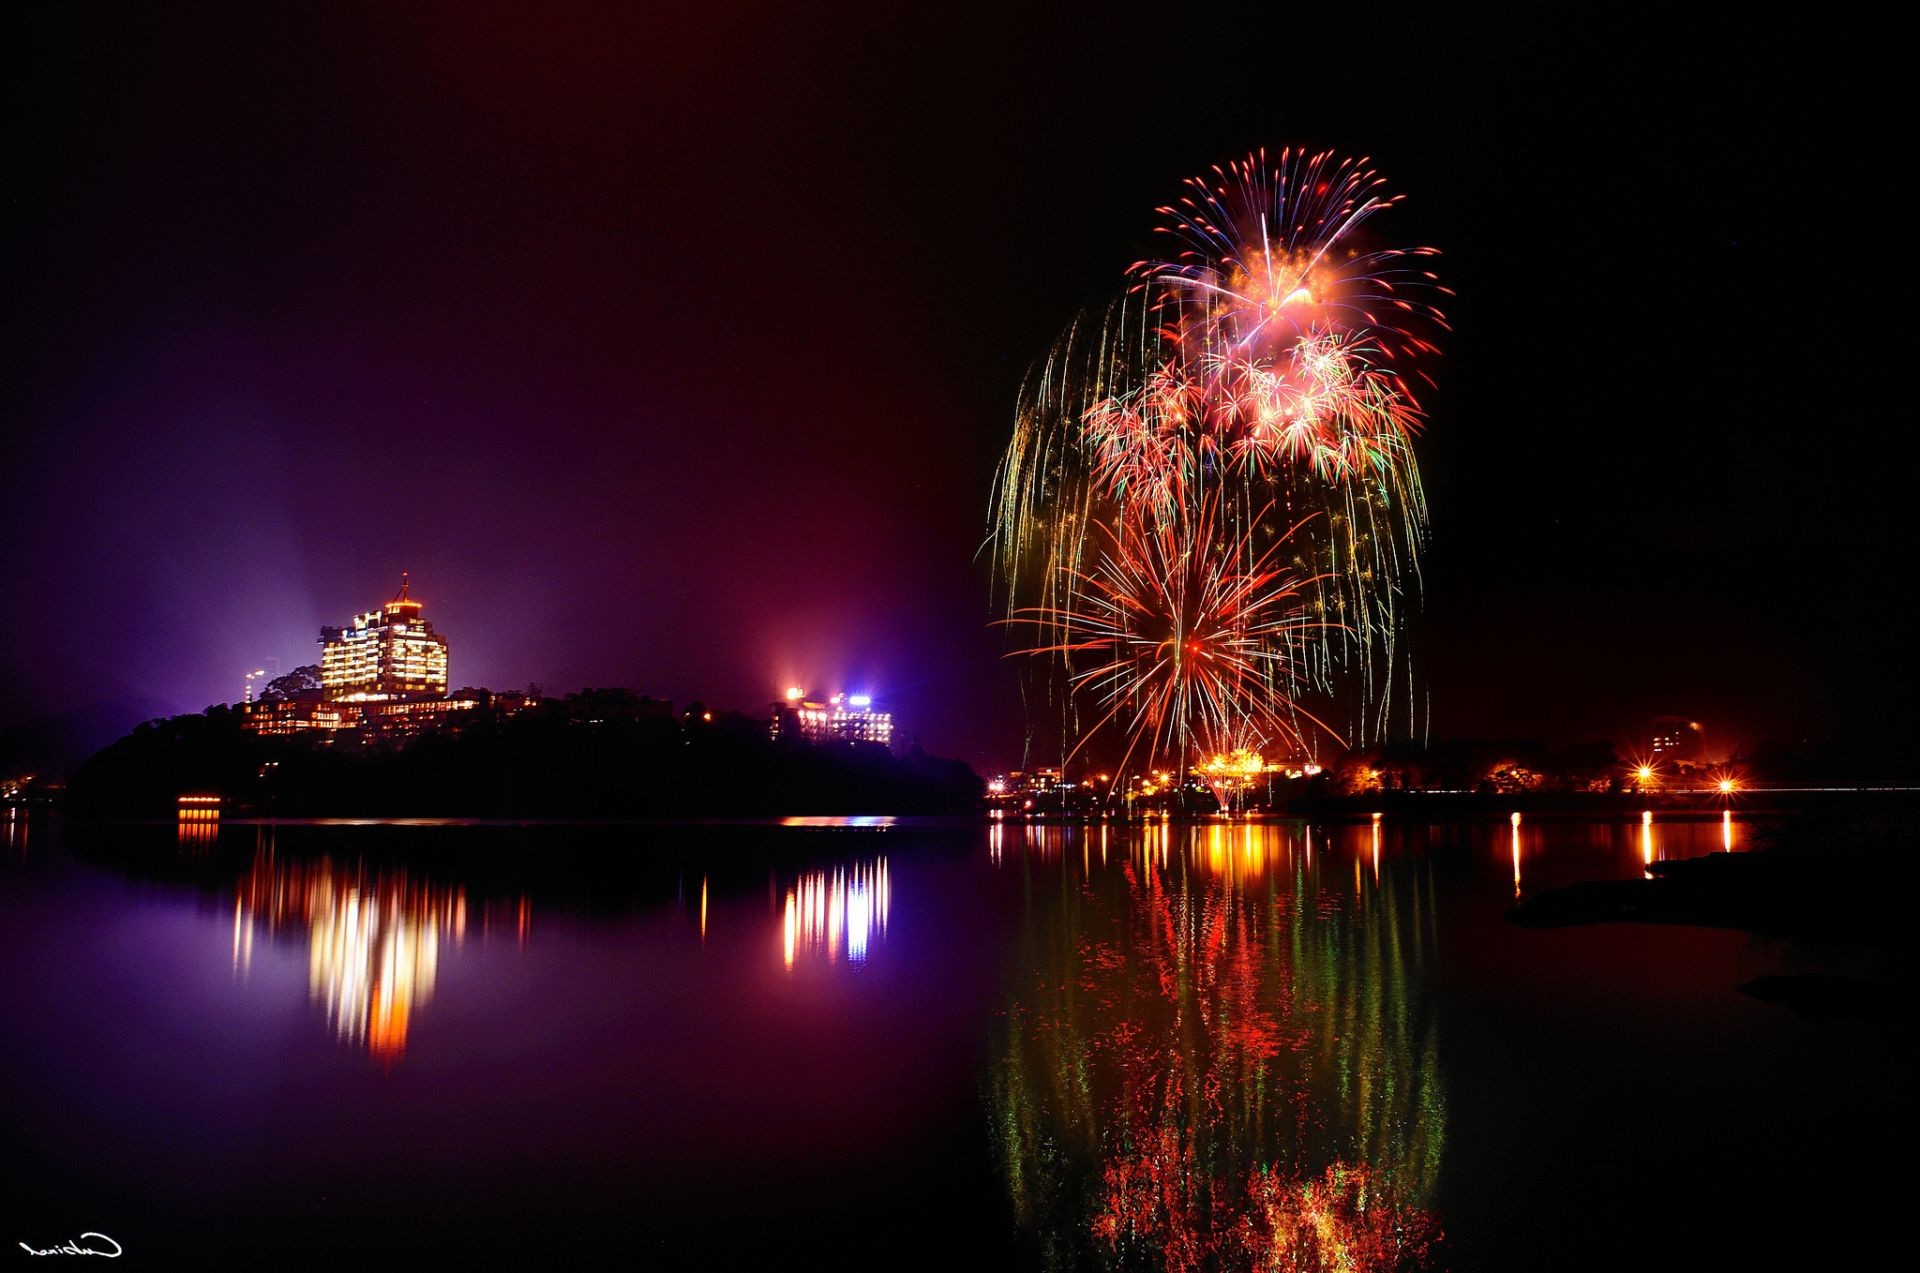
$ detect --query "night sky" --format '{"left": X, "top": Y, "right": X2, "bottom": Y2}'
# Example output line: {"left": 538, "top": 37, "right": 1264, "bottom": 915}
{"left": 6, "top": 7, "right": 1906, "bottom": 769}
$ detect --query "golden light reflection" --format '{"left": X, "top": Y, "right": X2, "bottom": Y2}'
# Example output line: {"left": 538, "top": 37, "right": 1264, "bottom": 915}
{"left": 233, "top": 853, "right": 473, "bottom": 1062}
{"left": 176, "top": 805, "right": 219, "bottom": 848}
{"left": 781, "top": 858, "right": 889, "bottom": 969}
{"left": 231, "top": 897, "right": 253, "bottom": 974}
{"left": 1641, "top": 810, "right": 1655, "bottom": 873}
{"left": 1511, "top": 814, "right": 1523, "bottom": 898}
{"left": 1722, "top": 809, "right": 1734, "bottom": 853}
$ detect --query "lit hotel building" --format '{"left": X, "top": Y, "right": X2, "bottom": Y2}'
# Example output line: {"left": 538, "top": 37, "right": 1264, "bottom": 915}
{"left": 320, "top": 573, "right": 449, "bottom": 701}
{"left": 247, "top": 576, "right": 488, "bottom": 740}
{"left": 771, "top": 687, "right": 893, "bottom": 746}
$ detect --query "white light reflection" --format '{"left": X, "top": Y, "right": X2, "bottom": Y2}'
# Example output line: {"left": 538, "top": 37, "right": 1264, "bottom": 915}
{"left": 782, "top": 859, "right": 890, "bottom": 969}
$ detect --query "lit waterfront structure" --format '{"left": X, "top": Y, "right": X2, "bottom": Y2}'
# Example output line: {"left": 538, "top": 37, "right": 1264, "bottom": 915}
{"left": 321, "top": 573, "right": 449, "bottom": 701}
{"left": 771, "top": 687, "right": 892, "bottom": 746}
{"left": 1648, "top": 715, "right": 1706, "bottom": 764}
{"left": 991, "top": 767, "right": 1064, "bottom": 795}
{"left": 177, "top": 794, "right": 221, "bottom": 847}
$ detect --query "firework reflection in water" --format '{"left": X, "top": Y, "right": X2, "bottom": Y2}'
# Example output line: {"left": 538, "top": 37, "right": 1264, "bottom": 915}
{"left": 988, "top": 820, "right": 1445, "bottom": 1269}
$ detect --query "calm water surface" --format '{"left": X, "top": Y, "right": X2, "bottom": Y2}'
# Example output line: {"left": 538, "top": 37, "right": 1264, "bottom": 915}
{"left": 0, "top": 812, "right": 1893, "bottom": 1268}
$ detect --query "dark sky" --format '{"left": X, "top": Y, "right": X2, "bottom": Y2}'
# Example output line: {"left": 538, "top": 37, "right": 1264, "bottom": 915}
{"left": 5, "top": 6, "right": 1907, "bottom": 769}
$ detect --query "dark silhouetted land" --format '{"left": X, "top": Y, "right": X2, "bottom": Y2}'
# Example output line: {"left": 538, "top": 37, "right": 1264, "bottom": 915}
{"left": 65, "top": 694, "right": 982, "bottom": 819}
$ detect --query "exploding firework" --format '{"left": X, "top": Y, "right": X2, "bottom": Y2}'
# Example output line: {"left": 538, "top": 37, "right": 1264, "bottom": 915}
{"left": 1003, "top": 495, "right": 1338, "bottom": 780}
{"left": 1136, "top": 149, "right": 1448, "bottom": 367}
{"left": 992, "top": 149, "right": 1447, "bottom": 776}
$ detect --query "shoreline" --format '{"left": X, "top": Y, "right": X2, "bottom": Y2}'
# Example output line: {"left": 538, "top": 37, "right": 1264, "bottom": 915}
{"left": 25, "top": 782, "right": 1920, "bottom": 830}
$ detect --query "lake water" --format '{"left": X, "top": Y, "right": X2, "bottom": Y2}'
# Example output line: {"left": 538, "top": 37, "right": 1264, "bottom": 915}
{"left": 0, "top": 811, "right": 1894, "bottom": 1268}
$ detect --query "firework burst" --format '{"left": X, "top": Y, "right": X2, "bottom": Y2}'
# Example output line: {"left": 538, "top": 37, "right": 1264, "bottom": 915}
{"left": 992, "top": 149, "right": 1447, "bottom": 776}
{"left": 1005, "top": 497, "right": 1337, "bottom": 780}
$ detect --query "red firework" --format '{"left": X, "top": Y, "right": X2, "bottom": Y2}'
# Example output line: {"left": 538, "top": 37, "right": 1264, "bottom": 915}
{"left": 1008, "top": 494, "right": 1343, "bottom": 778}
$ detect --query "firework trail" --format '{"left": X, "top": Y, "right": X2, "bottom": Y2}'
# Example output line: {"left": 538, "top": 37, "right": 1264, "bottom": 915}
{"left": 992, "top": 148, "right": 1447, "bottom": 777}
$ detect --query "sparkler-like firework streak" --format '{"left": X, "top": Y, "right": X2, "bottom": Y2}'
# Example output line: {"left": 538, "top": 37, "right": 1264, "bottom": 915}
{"left": 992, "top": 148, "right": 1447, "bottom": 776}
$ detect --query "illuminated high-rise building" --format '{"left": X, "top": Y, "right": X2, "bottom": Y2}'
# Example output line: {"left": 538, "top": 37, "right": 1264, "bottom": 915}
{"left": 771, "top": 687, "right": 893, "bottom": 746}
{"left": 320, "top": 574, "right": 449, "bottom": 702}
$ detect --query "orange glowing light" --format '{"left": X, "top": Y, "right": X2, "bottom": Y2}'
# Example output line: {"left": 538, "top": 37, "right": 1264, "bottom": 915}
{"left": 1511, "top": 820, "right": 1522, "bottom": 898}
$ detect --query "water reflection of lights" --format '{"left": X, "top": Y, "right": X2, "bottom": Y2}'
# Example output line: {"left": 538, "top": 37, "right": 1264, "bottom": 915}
{"left": 1722, "top": 809, "right": 1734, "bottom": 853}
{"left": 988, "top": 820, "right": 1425, "bottom": 897}
{"left": 782, "top": 859, "right": 890, "bottom": 969}
{"left": 989, "top": 821, "right": 1445, "bottom": 1267}
{"left": 1511, "top": 813, "right": 1523, "bottom": 898}
{"left": 777, "top": 815, "right": 897, "bottom": 829}
{"left": 232, "top": 852, "right": 502, "bottom": 1062}
{"left": 1641, "top": 810, "right": 1655, "bottom": 874}
{"left": 177, "top": 806, "right": 219, "bottom": 848}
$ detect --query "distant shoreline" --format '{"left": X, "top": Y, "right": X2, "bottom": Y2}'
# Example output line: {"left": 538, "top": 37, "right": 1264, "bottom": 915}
{"left": 34, "top": 784, "right": 1920, "bottom": 829}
